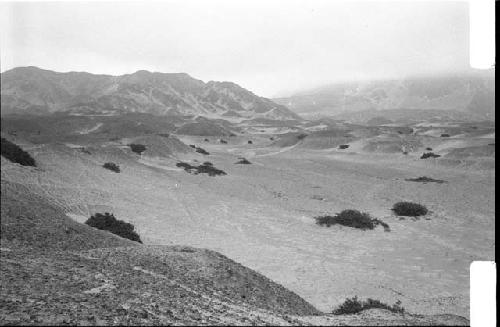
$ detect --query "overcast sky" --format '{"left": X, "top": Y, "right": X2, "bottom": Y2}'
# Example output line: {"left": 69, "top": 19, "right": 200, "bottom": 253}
{"left": 0, "top": 1, "right": 470, "bottom": 97}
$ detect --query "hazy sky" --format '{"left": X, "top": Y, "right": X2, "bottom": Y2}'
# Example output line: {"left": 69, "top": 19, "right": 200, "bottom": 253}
{"left": 0, "top": 1, "right": 470, "bottom": 97}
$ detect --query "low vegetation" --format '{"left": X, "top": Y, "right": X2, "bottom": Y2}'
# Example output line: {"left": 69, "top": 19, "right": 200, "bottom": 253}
{"left": 235, "top": 157, "right": 251, "bottom": 164}
{"left": 420, "top": 152, "right": 441, "bottom": 159}
{"left": 1, "top": 137, "right": 36, "bottom": 166}
{"left": 158, "top": 133, "right": 170, "bottom": 138}
{"left": 220, "top": 139, "right": 228, "bottom": 144}
{"left": 189, "top": 144, "right": 196, "bottom": 148}
{"left": 176, "top": 161, "right": 226, "bottom": 176}
{"left": 85, "top": 212, "right": 142, "bottom": 243}
{"left": 315, "top": 210, "right": 390, "bottom": 231}
{"left": 195, "top": 147, "right": 210, "bottom": 155}
{"left": 103, "top": 162, "right": 120, "bottom": 173}
{"left": 405, "top": 176, "right": 446, "bottom": 184}
{"left": 332, "top": 296, "right": 405, "bottom": 315}
{"left": 392, "top": 201, "right": 428, "bottom": 217}
{"left": 129, "top": 143, "right": 147, "bottom": 155}
{"left": 426, "top": 147, "right": 433, "bottom": 151}
{"left": 338, "top": 144, "right": 349, "bottom": 149}
{"left": 248, "top": 140, "right": 253, "bottom": 144}
{"left": 204, "top": 138, "right": 210, "bottom": 142}
{"left": 441, "top": 133, "right": 450, "bottom": 137}
{"left": 297, "top": 133, "right": 308, "bottom": 140}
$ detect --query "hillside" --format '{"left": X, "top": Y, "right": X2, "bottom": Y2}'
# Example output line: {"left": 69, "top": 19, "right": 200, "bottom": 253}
{"left": 0, "top": 67, "right": 300, "bottom": 121}
{"left": 274, "top": 70, "right": 495, "bottom": 121}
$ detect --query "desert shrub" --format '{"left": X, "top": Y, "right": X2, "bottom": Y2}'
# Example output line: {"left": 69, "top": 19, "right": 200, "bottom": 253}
{"left": 248, "top": 140, "right": 253, "bottom": 144}
{"left": 103, "top": 162, "right": 120, "bottom": 173}
{"left": 1, "top": 137, "right": 36, "bottom": 166}
{"left": 189, "top": 144, "right": 196, "bottom": 148}
{"left": 158, "top": 133, "right": 170, "bottom": 138}
{"left": 229, "top": 133, "right": 237, "bottom": 137}
{"left": 204, "top": 138, "right": 210, "bottom": 142}
{"left": 332, "top": 296, "right": 404, "bottom": 315}
{"left": 79, "top": 148, "right": 91, "bottom": 155}
{"left": 405, "top": 176, "right": 446, "bottom": 184}
{"left": 220, "top": 139, "right": 228, "bottom": 144}
{"left": 402, "top": 151, "right": 409, "bottom": 155}
{"left": 426, "top": 147, "right": 433, "bottom": 151}
{"left": 315, "top": 210, "right": 389, "bottom": 231}
{"left": 176, "top": 161, "right": 226, "bottom": 176}
{"left": 195, "top": 147, "right": 210, "bottom": 155}
{"left": 392, "top": 201, "right": 428, "bottom": 216}
{"left": 129, "top": 143, "right": 146, "bottom": 155}
{"left": 270, "top": 137, "right": 274, "bottom": 141}
{"left": 297, "top": 134, "right": 308, "bottom": 140}
{"left": 85, "top": 212, "right": 142, "bottom": 243}
{"left": 441, "top": 133, "right": 450, "bottom": 137}
{"left": 235, "top": 157, "right": 251, "bottom": 164}
{"left": 338, "top": 144, "right": 349, "bottom": 149}
{"left": 420, "top": 152, "right": 440, "bottom": 159}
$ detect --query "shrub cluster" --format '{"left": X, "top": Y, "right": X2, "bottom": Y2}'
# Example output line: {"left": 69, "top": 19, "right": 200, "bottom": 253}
{"left": 129, "top": 143, "right": 146, "bottom": 155}
{"left": 176, "top": 161, "right": 226, "bottom": 176}
{"left": 297, "top": 134, "right": 308, "bottom": 140}
{"left": 420, "top": 152, "right": 441, "bottom": 159}
{"left": 392, "top": 201, "right": 428, "bottom": 217}
{"left": 332, "top": 296, "right": 405, "bottom": 315}
{"left": 315, "top": 210, "right": 390, "bottom": 231}
{"left": 103, "top": 162, "right": 120, "bottom": 173}
{"left": 189, "top": 144, "right": 196, "bottom": 148}
{"left": 405, "top": 176, "right": 446, "bottom": 184}
{"left": 85, "top": 212, "right": 142, "bottom": 243}
{"left": 220, "top": 139, "right": 228, "bottom": 144}
{"left": 195, "top": 147, "right": 210, "bottom": 155}
{"left": 204, "top": 138, "right": 210, "bottom": 142}
{"left": 441, "top": 133, "right": 450, "bottom": 137}
{"left": 235, "top": 157, "right": 252, "bottom": 164}
{"left": 338, "top": 144, "right": 349, "bottom": 149}
{"left": 248, "top": 140, "right": 253, "bottom": 144}
{"left": 1, "top": 137, "right": 36, "bottom": 166}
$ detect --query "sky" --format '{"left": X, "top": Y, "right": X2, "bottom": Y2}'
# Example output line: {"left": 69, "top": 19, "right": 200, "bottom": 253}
{"left": 0, "top": 0, "right": 472, "bottom": 97}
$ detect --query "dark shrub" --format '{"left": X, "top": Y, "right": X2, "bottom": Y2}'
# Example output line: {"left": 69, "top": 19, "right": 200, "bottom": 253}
{"left": 176, "top": 161, "right": 226, "bottom": 176}
{"left": 103, "top": 162, "right": 120, "bottom": 173}
{"left": 229, "top": 133, "right": 236, "bottom": 137}
{"left": 338, "top": 144, "right": 349, "bottom": 149}
{"left": 270, "top": 137, "right": 274, "bottom": 141}
{"left": 248, "top": 140, "right": 253, "bottom": 144}
{"left": 195, "top": 147, "right": 210, "bottom": 155}
{"left": 420, "top": 152, "right": 440, "bottom": 159}
{"left": 204, "top": 138, "right": 210, "bottom": 142}
{"left": 80, "top": 148, "right": 92, "bottom": 155}
{"left": 85, "top": 212, "right": 142, "bottom": 243}
{"left": 426, "top": 147, "right": 433, "bottom": 151}
{"left": 235, "top": 157, "right": 251, "bottom": 164}
{"left": 189, "top": 144, "right": 196, "bottom": 148}
{"left": 392, "top": 201, "right": 428, "bottom": 216}
{"left": 297, "top": 134, "right": 308, "bottom": 140}
{"left": 405, "top": 176, "right": 446, "bottom": 184}
{"left": 158, "top": 133, "right": 170, "bottom": 138}
{"left": 129, "top": 143, "right": 146, "bottom": 155}
{"left": 402, "top": 151, "right": 409, "bottom": 155}
{"left": 332, "top": 296, "right": 404, "bottom": 315}
{"left": 1, "top": 138, "right": 36, "bottom": 166}
{"left": 315, "top": 210, "right": 389, "bottom": 231}
{"left": 441, "top": 133, "right": 450, "bottom": 137}
{"left": 220, "top": 139, "right": 227, "bottom": 144}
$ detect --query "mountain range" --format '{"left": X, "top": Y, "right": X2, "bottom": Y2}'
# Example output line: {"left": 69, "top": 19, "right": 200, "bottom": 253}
{"left": 0, "top": 67, "right": 300, "bottom": 121}
{"left": 273, "top": 69, "right": 495, "bottom": 121}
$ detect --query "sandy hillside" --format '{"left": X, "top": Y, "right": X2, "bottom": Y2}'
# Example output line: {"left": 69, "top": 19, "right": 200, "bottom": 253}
{"left": 1, "top": 129, "right": 494, "bottom": 321}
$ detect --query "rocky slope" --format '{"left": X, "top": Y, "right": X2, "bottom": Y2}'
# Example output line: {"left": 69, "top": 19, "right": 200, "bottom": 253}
{"left": 1, "top": 67, "right": 300, "bottom": 121}
{"left": 274, "top": 70, "right": 495, "bottom": 121}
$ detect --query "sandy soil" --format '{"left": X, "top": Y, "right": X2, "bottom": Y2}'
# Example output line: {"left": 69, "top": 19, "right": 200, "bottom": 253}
{"left": 1, "top": 135, "right": 494, "bottom": 318}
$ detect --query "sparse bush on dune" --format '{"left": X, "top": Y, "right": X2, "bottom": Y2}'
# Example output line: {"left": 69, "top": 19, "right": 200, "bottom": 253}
{"left": 332, "top": 296, "right": 405, "bottom": 315}
{"left": 158, "top": 133, "right": 170, "bottom": 138}
{"left": 297, "top": 133, "right": 308, "bottom": 140}
{"left": 315, "top": 210, "right": 390, "bottom": 231}
{"left": 103, "top": 162, "right": 120, "bottom": 173}
{"left": 129, "top": 143, "right": 146, "bottom": 155}
{"left": 1, "top": 137, "right": 36, "bottom": 166}
{"left": 420, "top": 152, "right": 440, "bottom": 159}
{"left": 392, "top": 201, "right": 428, "bottom": 217}
{"left": 220, "top": 139, "right": 228, "bottom": 144}
{"left": 235, "top": 157, "right": 251, "bottom": 164}
{"left": 189, "top": 144, "right": 196, "bottom": 148}
{"left": 405, "top": 176, "right": 446, "bottom": 184}
{"left": 176, "top": 161, "right": 226, "bottom": 176}
{"left": 195, "top": 147, "right": 210, "bottom": 155}
{"left": 338, "top": 144, "right": 349, "bottom": 149}
{"left": 441, "top": 133, "right": 450, "bottom": 137}
{"left": 204, "top": 138, "right": 210, "bottom": 142}
{"left": 85, "top": 212, "right": 142, "bottom": 243}
{"left": 248, "top": 140, "right": 253, "bottom": 144}
{"left": 426, "top": 147, "right": 433, "bottom": 151}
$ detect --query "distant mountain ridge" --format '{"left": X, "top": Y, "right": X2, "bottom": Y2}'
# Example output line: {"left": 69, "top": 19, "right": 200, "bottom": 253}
{"left": 274, "top": 70, "right": 495, "bottom": 121}
{"left": 1, "top": 66, "right": 300, "bottom": 121}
